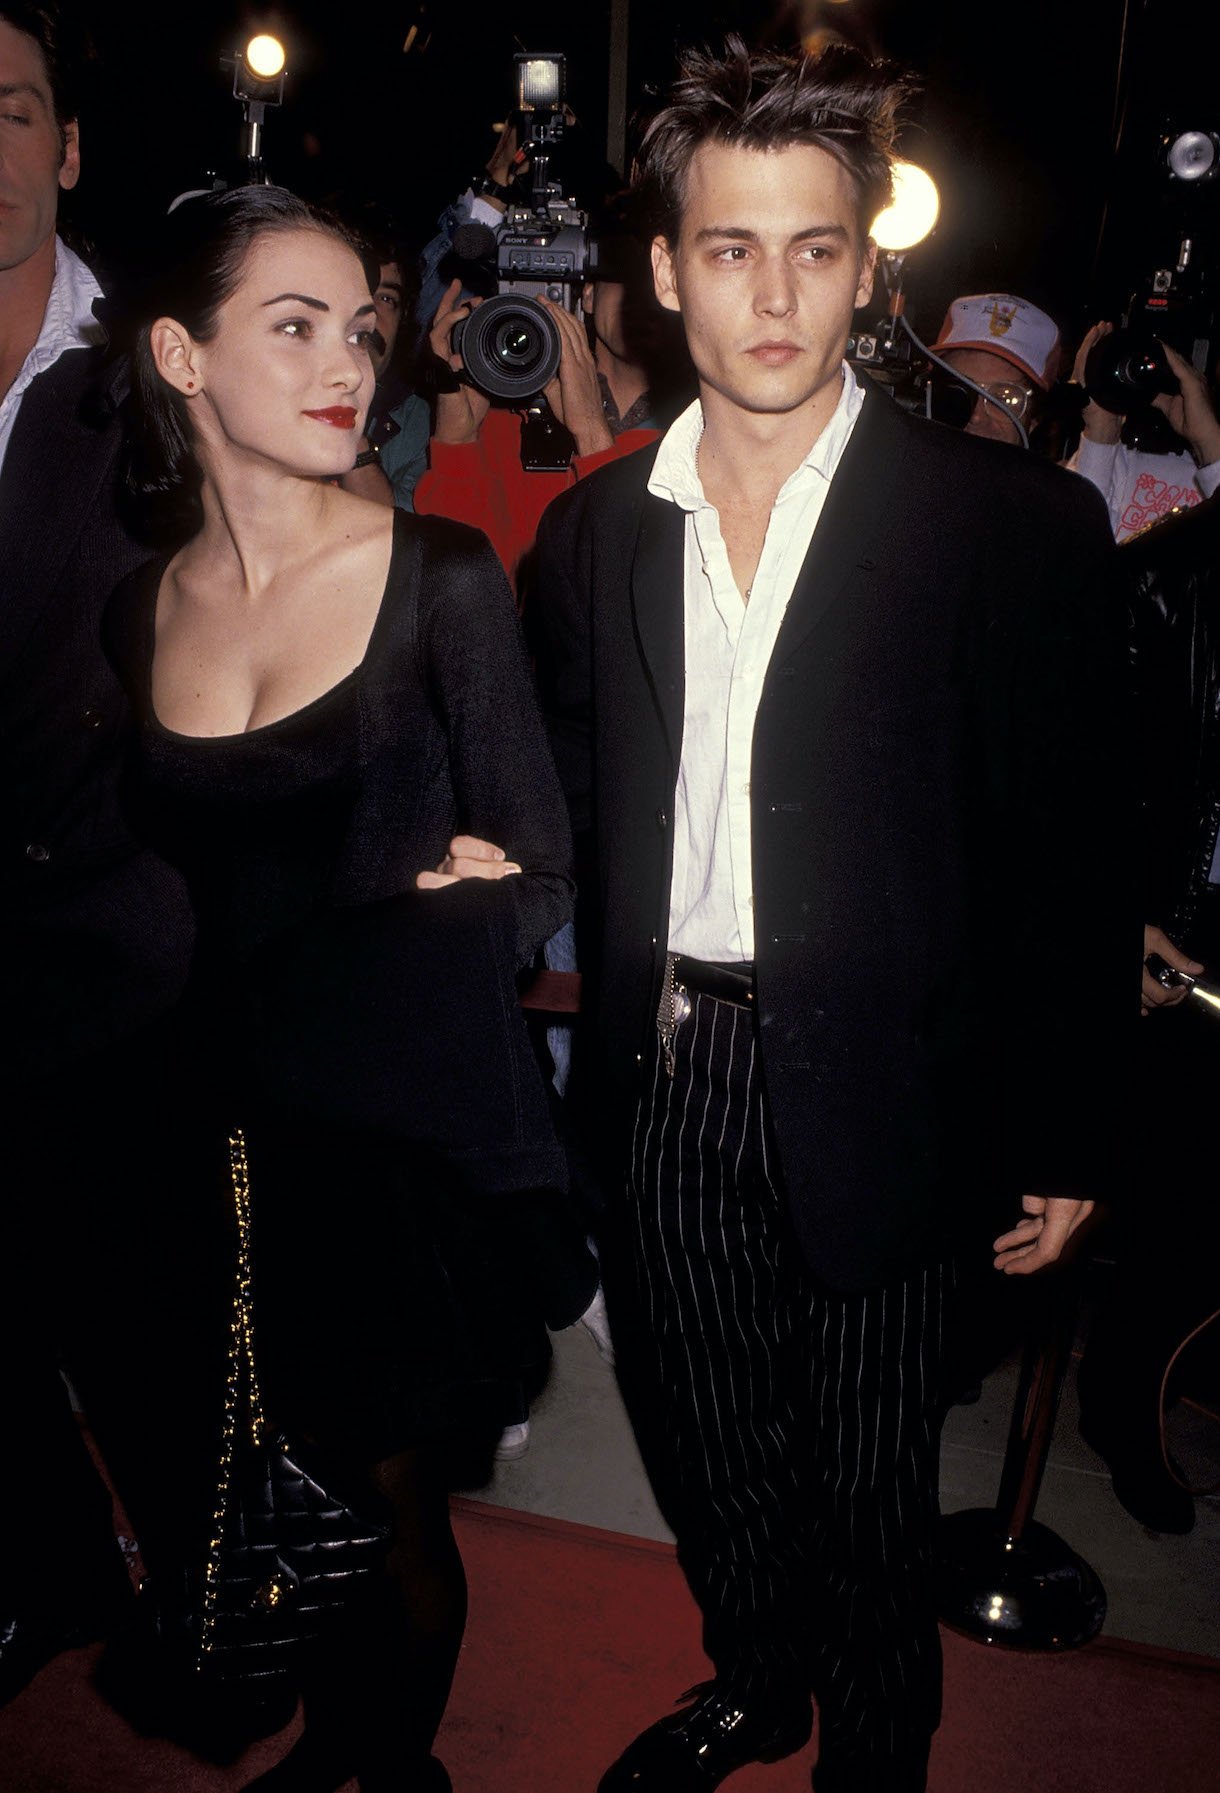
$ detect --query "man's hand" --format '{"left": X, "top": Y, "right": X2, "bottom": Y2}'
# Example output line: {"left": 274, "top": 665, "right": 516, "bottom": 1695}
{"left": 993, "top": 1195, "right": 1095, "bottom": 1275}
{"left": 429, "top": 277, "right": 491, "bottom": 446}
{"left": 1072, "top": 321, "right": 1122, "bottom": 445}
{"left": 416, "top": 833, "right": 520, "bottom": 890}
{"left": 485, "top": 121, "right": 527, "bottom": 201}
{"left": 541, "top": 298, "right": 614, "bottom": 457}
{"left": 1152, "top": 340, "right": 1220, "bottom": 468}
{"left": 1141, "top": 921, "right": 1203, "bottom": 1015}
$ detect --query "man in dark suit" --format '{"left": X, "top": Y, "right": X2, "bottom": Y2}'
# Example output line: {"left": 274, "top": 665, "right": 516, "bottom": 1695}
{"left": 0, "top": 1, "right": 192, "bottom": 1705}
{"left": 530, "top": 39, "right": 1131, "bottom": 1793}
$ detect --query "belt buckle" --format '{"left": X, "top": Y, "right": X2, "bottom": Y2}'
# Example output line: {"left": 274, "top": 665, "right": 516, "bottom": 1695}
{"left": 657, "top": 952, "right": 692, "bottom": 1078}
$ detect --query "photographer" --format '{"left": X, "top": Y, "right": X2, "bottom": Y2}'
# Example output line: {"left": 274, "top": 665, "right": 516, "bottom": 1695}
{"left": 415, "top": 269, "right": 660, "bottom": 585}
{"left": 929, "top": 291, "right": 1062, "bottom": 448}
{"left": 411, "top": 115, "right": 667, "bottom": 587}
{"left": 1066, "top": 321, "right": 1220, "bottom": 539}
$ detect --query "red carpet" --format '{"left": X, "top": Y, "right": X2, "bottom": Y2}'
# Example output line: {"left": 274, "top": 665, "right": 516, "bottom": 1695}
{"left": 1, "top": 1498, "right": 1217, "bottom": 1791}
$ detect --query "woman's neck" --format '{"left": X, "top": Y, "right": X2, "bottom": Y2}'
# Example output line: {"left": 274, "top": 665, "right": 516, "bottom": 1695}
{"left": 187, "top": 452, "right": 337, "bottom": 596}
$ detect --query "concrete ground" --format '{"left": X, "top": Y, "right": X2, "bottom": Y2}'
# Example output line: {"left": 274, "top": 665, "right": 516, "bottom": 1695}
{"left": 467, "top": 1308, "right": 1220, "bottom": 1659}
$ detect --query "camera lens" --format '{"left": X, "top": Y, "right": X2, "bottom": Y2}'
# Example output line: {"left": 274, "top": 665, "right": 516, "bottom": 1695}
{"left": 456, "top": 293, "right": 563, "bottom": 401}
{"left": 495, "top": 322, "right": 535, "bottom": 365}
{"left": 1083, "top": 327, "right": 1176, "bottom": 415}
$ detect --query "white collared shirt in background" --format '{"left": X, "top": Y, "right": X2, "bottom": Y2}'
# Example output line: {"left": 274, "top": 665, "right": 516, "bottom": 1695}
{"left": 0, "top": 237, "right": 104, "bottom": 480}
{"left": 648, "top": 364, "right": 865, "bottom": 963}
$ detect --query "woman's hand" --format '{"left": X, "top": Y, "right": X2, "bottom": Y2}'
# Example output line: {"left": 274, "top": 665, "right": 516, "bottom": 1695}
{"left": 416, "top": 834, "right": 520, "bottom": 889}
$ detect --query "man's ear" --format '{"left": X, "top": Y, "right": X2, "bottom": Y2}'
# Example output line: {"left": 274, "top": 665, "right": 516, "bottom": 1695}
{"left": 651, "top": 237, "right": 681, "bottom": 315}
{"left": 58, "top": 119, "right": 80, "bottom": 193}
{"left": 150, "top": 318, "right": 203, "bottom": 396}
{"left": 855, "top": 238, "right": 878, "bottom": 311}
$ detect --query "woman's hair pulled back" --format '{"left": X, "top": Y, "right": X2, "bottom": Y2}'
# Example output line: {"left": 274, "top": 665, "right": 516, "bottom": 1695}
{"left": 126, "top": 185, "right": 371, "bottom": 545}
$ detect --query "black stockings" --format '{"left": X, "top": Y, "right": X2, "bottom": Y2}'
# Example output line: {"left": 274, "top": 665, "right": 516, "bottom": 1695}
{"left": 247, "top": 1446, "right": 463, "bottom": 1792}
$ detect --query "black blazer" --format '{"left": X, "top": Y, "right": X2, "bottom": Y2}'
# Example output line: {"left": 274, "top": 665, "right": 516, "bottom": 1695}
{"left": 0, "top": 346, "right": 192, "bottom": 1070}
{"left": 533, "top": 384, "right": 1137, "bottom": 1290}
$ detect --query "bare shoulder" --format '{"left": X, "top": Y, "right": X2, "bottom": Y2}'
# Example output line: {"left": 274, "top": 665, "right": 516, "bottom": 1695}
{"left": 323, "top": 487, "right": 396, "bottom": 571}
{"left": 257, "top": 493, "right": 396, "bottom": 614}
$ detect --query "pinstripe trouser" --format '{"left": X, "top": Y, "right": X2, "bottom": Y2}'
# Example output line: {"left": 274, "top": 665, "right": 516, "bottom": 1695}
{"left": 628, "top": 989, "right": 948, "bottom": 1786}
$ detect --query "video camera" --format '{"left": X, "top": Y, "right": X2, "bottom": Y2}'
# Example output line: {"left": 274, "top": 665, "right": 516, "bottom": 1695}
{"left": 451, "top": 54, "right": 597, "bottom": 408}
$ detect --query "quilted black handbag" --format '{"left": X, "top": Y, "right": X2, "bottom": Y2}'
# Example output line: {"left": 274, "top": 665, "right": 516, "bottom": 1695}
{"left": 193, "top": 1130, "right": 392, "bottom": 1685}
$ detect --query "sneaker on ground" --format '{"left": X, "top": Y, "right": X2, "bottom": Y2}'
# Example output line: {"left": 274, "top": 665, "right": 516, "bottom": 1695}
{"left": 494, "top": 1420, "right": 531, "bottom": 1462}
{"left": 576, "top": 1284, "right": 615, "bottom": 1366}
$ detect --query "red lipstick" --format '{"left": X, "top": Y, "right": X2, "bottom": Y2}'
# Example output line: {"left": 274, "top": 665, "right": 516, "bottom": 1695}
{"left": 303, "top": 407, "right": 358, "bottom": 429}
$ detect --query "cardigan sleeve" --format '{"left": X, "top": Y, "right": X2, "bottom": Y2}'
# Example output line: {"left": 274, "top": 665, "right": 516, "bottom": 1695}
{"left": 417, "top": 522, "right": 574, "bottom": 965}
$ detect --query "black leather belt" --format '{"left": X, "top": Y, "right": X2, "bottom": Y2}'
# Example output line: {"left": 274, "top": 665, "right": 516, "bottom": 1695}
{"left": 670, "top": 955, "right": 755, "bottom": 1008}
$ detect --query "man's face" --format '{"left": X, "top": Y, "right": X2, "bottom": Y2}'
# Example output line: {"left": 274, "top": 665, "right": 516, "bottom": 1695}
{"left": 0, "top": 20, "right": 79, "bottom": 275}
{"left": 371, "top": 260, "right": 404, "bottom": 378}
{"left": 582, "top": 265, "right": 669, "bottom": 372}
{"left": 651, "top": 140, "right": 875, "bottom": 424}
{"left": 582, "top": 278, "right": 627, "bottom": 360}
{"left": 938, "top": 347, "right": 1036, "bottom": 446}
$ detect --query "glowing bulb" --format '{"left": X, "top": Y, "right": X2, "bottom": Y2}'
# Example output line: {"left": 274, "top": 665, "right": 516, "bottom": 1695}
{"left": 871, "top": 161, "right": 940, "bottom": 252}
{"left": 245, "top": 34, "right": 286, "bottom": 80}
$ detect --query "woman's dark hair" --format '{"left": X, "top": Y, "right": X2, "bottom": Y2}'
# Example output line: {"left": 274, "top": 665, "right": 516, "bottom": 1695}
{"left": 126, "top": 185, "right": 374, "bottom": 546}
{"left": 633, "top": 36, "right": 912, "bottom": 247}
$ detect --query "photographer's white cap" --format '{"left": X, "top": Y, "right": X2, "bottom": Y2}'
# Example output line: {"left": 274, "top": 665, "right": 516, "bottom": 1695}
{"left": 931, "top": 293, "right": 1062, "bottom": 389}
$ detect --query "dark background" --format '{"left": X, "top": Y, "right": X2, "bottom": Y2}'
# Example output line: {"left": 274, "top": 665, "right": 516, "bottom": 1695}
{"left": 68, "top": 0, "right": 1218, "bottom": 358}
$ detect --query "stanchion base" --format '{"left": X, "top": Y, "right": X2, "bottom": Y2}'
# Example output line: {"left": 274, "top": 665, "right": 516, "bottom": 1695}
{"left": 935, "top": 1509, "right": 1107, "bottom": 1651}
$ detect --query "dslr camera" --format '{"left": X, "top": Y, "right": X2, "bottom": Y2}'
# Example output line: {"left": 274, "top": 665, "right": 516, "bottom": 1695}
{"left": 1085, "top": 123, "right": 1218, "bottom": 418}
{"left": 451, "top": 54, "right": 597, "bottom": 405}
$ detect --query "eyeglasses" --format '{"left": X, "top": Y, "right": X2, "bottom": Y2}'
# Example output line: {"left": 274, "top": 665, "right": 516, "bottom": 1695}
{"left": 974, "top": 380, "right": 1035, "bottom": 420}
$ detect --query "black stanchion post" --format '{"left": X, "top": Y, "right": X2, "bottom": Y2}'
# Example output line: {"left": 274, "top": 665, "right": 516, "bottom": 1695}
{"left": 936, "top": 1269, "right": 1107, "bottom": 1650}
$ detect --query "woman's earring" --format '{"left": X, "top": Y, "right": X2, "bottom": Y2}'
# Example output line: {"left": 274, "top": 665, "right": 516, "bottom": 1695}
{"left": 186, "top": 380, "right": 195, "bottom": 390}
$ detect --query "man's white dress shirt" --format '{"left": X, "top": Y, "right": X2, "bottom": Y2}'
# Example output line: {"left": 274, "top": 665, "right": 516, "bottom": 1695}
{"left": 0, "top": 237, "right": 103, "bottom": 480}
{"left": 648, "top": 366, "right": 865, "bottom": 963}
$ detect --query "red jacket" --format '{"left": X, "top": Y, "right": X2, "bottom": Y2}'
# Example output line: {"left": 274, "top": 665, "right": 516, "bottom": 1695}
{"left": 415, "top": 407, "right": 658, "bottom": 587}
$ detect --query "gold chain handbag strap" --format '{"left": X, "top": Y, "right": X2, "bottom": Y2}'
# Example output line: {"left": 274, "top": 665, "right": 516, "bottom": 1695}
{"left": 197, "top": 1127, "right": 267, "bottom": 1665}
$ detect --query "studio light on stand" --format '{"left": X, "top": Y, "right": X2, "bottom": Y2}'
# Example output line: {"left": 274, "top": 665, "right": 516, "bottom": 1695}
{"left": 1164, "top": 127, "right": 1219, "bottom": 185}
{"left": 848, "top": 160, "right": 938, "bottom": 388}
{"left": 221, "top": 32, "right": 287, "bottom": 184}
{"left": 871, "top": 160, "right": 940, "bottom": 349}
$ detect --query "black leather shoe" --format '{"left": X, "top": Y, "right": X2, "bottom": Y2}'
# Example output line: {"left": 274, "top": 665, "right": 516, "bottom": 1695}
{"left": 1079, "top": 1417, "right": 1196, "bottom": 1534}
{"left": 598, "top": 1681, "right": 812, "bottom": 1790}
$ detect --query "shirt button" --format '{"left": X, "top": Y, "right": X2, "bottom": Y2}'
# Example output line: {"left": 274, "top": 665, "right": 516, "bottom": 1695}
{"left": 25, "top": 842, "right": 50, "bottom": 863}
{"left": 81, "top": 709, "right": 103, "bottom": 729}
{"left": 741, "top": 783, "right": 751, "bottom": 796}
{"left": 656, "top": 809, "right": 668, "bottom": 830}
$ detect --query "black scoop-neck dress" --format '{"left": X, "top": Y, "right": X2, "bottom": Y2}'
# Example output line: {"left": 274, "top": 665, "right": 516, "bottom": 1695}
{"left": 105, "top": 511, "right": 573, "bottom": 1461}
